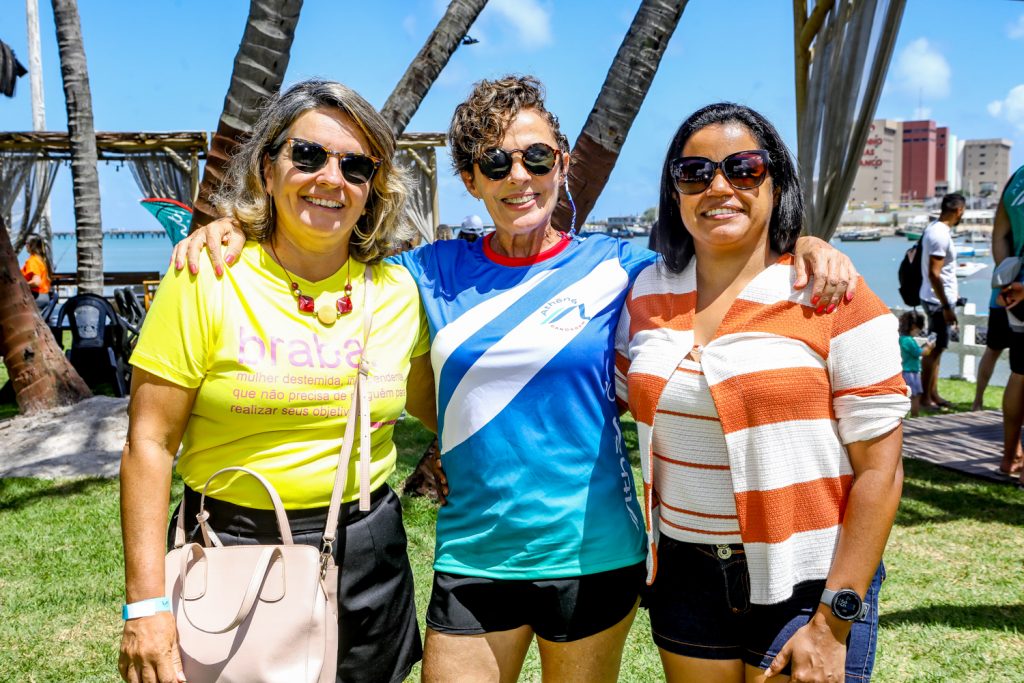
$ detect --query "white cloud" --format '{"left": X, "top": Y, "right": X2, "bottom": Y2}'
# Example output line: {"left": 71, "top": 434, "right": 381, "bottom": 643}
{"left": 989, "top": 84, "right": 1024, "bottom": 131}
{"left": 912, "top": 106, "right": 932, "bottom": 119}
{"left": 402, "top": 15, "right": 417, "bottom": 39}
{"left": 1009, "top": 14, "right": 1024, "bottom": 39}
{"left": 487, "top": 0, "right": 552, "bottom": 49}
{"left": 892, "top": 38, "right": 951, "bottom": 99}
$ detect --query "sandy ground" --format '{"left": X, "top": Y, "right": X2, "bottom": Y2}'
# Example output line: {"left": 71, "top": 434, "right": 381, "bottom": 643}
{"left": 0, "top": 396, "right": 129, "bottom": 478}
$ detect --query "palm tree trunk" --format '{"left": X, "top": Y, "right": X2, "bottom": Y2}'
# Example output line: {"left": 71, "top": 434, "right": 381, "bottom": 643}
{"left": 0, "top": 215, "right": 91, "bottom": 415}
{"left": 191, "top": 0, "right": 304, "bottom": 230}
{"left": 51, "top": 0, "right": 103, "bottom": 295}
{"left": 380, "top": 0, "right": 488, "bottom": 137}
{"left": 552, "top": 0, "right": 688, "bottom": 231}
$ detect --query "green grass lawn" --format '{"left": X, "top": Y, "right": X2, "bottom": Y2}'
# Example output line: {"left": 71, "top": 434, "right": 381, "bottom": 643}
{"left": 1, "top": 407, "right": 1022, "bottom": 681}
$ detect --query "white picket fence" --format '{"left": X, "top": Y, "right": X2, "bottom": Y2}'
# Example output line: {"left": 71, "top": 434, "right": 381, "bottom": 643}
{"left": 891, "top": 303, "right": 987, "bottom": 382}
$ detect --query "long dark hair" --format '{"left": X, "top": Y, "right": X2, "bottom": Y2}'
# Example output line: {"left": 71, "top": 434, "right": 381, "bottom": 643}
{"left": 651, "top": 102, "right": 804, "bottom": 273}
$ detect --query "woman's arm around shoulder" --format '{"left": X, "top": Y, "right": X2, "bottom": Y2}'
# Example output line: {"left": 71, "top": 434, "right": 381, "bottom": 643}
{"left": 792, "top": 236, "right": 859, "bottom": 313}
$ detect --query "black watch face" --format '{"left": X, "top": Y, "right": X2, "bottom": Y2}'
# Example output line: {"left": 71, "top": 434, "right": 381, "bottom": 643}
{"left": 833, "top": 590, "right": 862, "bottom": 619}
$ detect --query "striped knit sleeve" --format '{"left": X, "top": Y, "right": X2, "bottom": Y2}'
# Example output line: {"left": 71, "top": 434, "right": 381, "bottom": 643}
{"left": 827, "top": 279, "right": 911, "bottom": 443}
{"left": 613, "top": 287, "right": 634, "bottom": 410}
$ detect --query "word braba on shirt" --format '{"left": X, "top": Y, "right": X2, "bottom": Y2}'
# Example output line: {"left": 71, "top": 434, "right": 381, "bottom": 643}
{"left": 232, "top": 327, "right": 406, "bottom": 418}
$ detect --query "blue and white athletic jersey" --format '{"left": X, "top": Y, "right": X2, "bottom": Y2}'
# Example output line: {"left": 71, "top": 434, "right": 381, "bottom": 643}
{"left": 394, "top": 234, "right": 655, "bottom": 579}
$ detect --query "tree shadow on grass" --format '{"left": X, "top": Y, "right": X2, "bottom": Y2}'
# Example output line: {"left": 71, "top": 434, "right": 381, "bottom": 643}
{"left": 896, "top": 459, "right": 1024, "bottom": 528}
{"left": 881, "top": 603, "right": 1024, "bottom": 631}
{"left": 0, "top": 477, "right": 111, "bottom": 513}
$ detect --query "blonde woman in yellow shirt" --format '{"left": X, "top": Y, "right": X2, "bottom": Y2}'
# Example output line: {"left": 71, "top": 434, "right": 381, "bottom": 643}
{"left": 118, "top": 80, "right": 435, "bottom": 683}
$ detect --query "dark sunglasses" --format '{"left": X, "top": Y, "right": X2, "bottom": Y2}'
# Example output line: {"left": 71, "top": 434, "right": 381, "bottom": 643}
{"left": 477, "top": 142, "right": 559, "bottom": 180}
{"left": 275, "top": 138, "right": 382, "bottom": 185}
{"left": 669, "top": 149, "right": 770, "bottom": 195}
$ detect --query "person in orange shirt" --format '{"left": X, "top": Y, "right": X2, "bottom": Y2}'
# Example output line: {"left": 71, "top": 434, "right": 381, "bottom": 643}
{"left": 20, "top": 234, "right": 52, "bottom": 309}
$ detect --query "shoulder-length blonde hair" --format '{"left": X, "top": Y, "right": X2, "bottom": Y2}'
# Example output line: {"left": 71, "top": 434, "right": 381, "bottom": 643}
{"left": 212, "top": 79, "right": 411, "bottom": 264}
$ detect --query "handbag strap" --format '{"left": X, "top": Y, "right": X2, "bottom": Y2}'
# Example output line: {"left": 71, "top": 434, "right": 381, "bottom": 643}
{"left": 322, "top": 264, "right": 376, "bottom": 551}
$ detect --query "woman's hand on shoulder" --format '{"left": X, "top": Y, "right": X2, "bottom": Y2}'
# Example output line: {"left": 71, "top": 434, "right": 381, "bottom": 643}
{"left": 170, "top": 217, "right": 247, "bottom": 278}
{"left": 764, "top": 608, "right": 848, "bottom": 682}
{"left": 792, "top": 235, "right": 858, "bottom": 314}
{"left": 119, "top": 612, "right": 186, "bottom": 683}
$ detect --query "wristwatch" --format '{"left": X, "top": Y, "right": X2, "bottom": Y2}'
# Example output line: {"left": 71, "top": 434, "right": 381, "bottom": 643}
{"left": 820, "top": 588, "right": 868, "bottom": 621}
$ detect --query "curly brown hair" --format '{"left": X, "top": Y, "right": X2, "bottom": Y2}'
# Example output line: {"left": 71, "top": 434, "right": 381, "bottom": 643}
{"left": 448, "top": 75, "right": 570, "bottom": 177}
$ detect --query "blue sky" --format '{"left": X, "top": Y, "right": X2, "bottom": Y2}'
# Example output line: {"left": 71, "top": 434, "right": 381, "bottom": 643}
{"left": 1, "top": 0, "right": 1023, "bottom": 232}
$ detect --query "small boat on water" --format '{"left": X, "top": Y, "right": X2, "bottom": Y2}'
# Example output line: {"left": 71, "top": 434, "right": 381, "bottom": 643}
{"left": 905, "top": 230, "right": 922, "bottom": 241}
{"left": 953, "top": 243, "right": 991, "bottom": 258}
{"left": 838, "top": 228, "right": 882, "bottom": 242}
{"left": 956, "top": 262, "right": 988, "bottom": 279}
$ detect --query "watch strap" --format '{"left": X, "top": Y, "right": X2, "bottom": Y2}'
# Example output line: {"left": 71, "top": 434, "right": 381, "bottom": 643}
{"left": 820, "top": 587, "right": 868, "bottom": 621}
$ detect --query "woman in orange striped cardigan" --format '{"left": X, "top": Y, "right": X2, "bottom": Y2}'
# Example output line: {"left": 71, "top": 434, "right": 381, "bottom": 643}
{"left": 615, "top": 103, "right": 909, "bottom": 683}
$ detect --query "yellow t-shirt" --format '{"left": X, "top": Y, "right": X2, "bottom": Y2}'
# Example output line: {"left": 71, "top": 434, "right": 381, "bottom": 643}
{"left": 130, "top": 241, "right": 430, "bottom": 509}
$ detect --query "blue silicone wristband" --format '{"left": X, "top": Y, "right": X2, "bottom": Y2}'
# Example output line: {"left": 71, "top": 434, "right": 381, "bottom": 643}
{"left": 122, "top": 596, "right": 172, "bottom": 620}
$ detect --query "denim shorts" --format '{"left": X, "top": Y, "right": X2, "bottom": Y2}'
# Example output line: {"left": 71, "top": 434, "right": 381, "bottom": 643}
{"left": 902, "top": 371, "right": 923, "bottom": 397}
{"left": 427, "top": 561, "right": 645, "bottom": 642}
{"left": 649, "top": 536, "right": 884, "bottom": 680}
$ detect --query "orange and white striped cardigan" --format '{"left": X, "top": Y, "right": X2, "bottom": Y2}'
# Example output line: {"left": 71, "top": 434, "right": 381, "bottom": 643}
{"left": 614, "top": 254, "right": 909, "bottom": 604}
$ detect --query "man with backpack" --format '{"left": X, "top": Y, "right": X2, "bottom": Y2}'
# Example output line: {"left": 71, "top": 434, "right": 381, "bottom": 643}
{"left": 920, "top": 193, "right": 966, "bottom": 409}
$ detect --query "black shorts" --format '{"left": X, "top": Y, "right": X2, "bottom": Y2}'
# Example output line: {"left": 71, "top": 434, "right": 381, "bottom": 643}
{"left": 171, "top": 484, "right": 422, "bottom": 683}
{"left": 426, "top": 561, "right": 645, "bottom": 642}
{"left": 986, "top": 307, "right": 1013, "bottom": 351}
{"left": 924, "top": 303, "right": 950, "bottom": 351}
{"left": 1011, "top": 331, "right": 1024, "bottom": 375}
{"left": 649, "top": 537, "right": 883, "bottom": 679}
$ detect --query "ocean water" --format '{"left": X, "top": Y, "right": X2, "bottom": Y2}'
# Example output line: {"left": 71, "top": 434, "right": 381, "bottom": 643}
{"left": 31, "top": 232, "right": 1008, "bottom": 383}
{"left": 37, "top": 233, "right": 996, "bottom": 308}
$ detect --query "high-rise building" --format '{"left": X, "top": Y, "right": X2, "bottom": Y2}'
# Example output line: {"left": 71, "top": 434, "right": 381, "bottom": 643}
{"left": 901, "top": 120, "right": 937, "bottom": 201}
{"left": 962, "top": 139, "right": 1013, "bottom": 197}
{"left": 934, "top": 129, "right": 964, "bottom": 195}
{"left": 849, "top": 119, "right": 903, "bottom": 206}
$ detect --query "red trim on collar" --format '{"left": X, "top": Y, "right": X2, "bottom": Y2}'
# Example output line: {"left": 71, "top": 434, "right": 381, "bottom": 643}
{"left": 482, "top": 232, "right": 571, "bottom": 266}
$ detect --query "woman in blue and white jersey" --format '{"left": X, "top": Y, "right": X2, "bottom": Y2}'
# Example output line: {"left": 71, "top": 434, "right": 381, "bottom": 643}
{"left": 177, "top": 74, "right": 856, "bottom": 683}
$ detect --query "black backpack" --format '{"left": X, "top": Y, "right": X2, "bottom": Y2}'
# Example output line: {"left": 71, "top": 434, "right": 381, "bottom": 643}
{"left": 898, "top": 225, "right": 931, "bottom": 307}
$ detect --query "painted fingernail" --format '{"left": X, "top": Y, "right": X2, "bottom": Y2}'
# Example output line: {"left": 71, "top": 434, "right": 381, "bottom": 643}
{"left": 225, "top": 254, "right": 235, "bottom": 265}
{"left": 215, "top": 265, "right": 223, "bottom": 277}
{"left": 827, "top": 304, "right": 836, "bottom": 313}
{"left": 816, "top": 306, "right": 825, "bottom": 314}
{"left": 189, "top": 263, "right": 198, "bottom": 275}
{"left": 846, "top": 292, "right": 853, "bottom": 302}
{"left": 175, "top": 260, "right": 182, "bottom": 270}
{"left": 811, "top": 295, "right": 820, "bottom": 305}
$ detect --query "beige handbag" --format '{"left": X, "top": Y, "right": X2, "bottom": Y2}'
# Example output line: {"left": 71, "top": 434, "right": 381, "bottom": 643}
{"left": 164, "top": 266, "right": 376, "bottom": 683}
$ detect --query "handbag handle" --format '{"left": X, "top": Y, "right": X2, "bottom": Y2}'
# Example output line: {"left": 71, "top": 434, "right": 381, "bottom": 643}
{"left": 173, "top": 465, "right": 295, "bottom": 548}
{"left": 178, "top": 543, "right": 283, "bottom": 633}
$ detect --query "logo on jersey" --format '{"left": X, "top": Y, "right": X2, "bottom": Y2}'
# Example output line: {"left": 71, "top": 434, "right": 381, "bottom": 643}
{"left": 539, "top": 296, "right": 591, "bottom": 332}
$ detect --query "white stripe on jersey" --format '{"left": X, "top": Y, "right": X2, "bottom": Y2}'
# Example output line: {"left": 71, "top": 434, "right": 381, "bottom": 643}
{"left": 438, "top": 258, "right": 627, "bottom": 453}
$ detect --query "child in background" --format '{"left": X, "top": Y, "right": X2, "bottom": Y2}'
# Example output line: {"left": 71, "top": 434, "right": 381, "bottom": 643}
{"left": 899, "top": 311, "right": 933, "bottom": 417}
{"left": 20, "top": 234, "right": 53, "bottom": 310}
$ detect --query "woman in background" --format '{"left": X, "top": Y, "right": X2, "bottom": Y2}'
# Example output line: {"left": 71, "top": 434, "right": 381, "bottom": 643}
{"left": 21, "top": 234, "right": 53, "bottom": 309}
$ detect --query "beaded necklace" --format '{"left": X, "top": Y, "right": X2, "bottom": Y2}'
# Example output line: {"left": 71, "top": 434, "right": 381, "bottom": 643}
{"left": 267, "top": 241, "right": 353, "bottom": 325}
